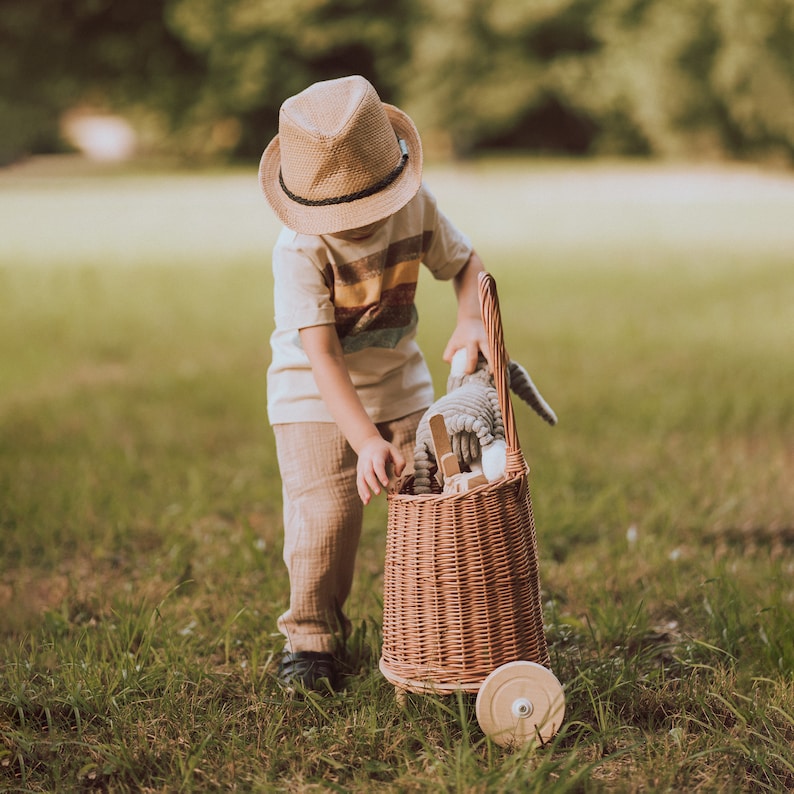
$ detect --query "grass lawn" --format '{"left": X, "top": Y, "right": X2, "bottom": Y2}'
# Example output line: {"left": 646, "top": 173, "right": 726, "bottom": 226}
{"left": 1, "top": 155, "right": 793, "bottom": 791}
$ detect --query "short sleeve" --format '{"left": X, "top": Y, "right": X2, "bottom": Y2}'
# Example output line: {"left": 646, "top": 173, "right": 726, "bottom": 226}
{"left": 420, "top": 185, "right": 473, "bottom": 281}
{"left": 272, "top": 228, "right": 336, "bottom": 331}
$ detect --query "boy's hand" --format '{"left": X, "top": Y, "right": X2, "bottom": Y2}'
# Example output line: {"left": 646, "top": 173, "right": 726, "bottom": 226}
{"left": 356, "top": 436, "right": 406, "bottom": 504}
{"left": 443, "top": 317, "right": 489, "bottom": 374}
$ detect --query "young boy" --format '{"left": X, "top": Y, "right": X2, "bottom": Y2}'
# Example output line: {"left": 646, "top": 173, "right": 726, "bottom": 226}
{"left": 258, "top": 74, "right": 489, "bottom": 692}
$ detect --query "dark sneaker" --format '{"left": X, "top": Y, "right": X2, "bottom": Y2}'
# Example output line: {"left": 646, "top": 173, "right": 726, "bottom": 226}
{"left": 278, "top": 651, "right": 339, "bottom": 694}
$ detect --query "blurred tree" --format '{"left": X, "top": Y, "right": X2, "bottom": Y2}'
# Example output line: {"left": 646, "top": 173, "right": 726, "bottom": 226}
{"left": 558, "top": 0, "right": 794, "bottom": 160}
{"left": 164, "top": 0, "right": 418, "bottom": 158}
{"left": 0, "top": 0, "right": 202, "bottom": 164}
{"left": 405, "top": 0, "right": 794, "bottom": 162}
{"left": 561, "top": 0, "right": 704, "bottom": 157}
{"left": 708, "top": 0, "right": 794, "bottom": 161}
{"left": 0, "top": 1, "right": 71, "bottom": 163}
{"left": 1, "top": 0, "right": 793, "bottom": 164}
{"left": 403, "top": 0, "right": 603, "bottom": 157}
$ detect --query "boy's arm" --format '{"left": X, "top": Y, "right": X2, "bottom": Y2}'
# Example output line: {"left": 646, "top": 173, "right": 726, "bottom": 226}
{"left": 299, "top": 323, "right": 406, "bottom": 504}
{"left": 443, "top": 250, "right": 490, "bottom": 373}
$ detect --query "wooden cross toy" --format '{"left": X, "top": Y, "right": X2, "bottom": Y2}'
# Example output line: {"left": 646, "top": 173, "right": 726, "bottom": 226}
{"left": 428, "top": 414, "right": 488, "bottom": 494}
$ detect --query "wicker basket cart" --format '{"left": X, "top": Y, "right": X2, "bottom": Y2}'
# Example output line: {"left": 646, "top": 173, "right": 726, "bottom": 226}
{"left": 379, "top": 272, "right": 565, "bottom": 747}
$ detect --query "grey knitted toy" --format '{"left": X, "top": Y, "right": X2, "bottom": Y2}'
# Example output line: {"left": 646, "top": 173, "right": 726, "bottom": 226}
{"left": 412, "top": 349, "right": 557, "bottom": 494}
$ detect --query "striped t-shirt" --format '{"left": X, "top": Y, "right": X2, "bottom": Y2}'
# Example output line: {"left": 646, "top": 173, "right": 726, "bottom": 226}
{"left": 267, "top": 183, "right": 473, "bottom": 424}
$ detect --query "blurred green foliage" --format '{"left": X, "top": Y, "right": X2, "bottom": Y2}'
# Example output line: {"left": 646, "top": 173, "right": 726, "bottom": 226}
{"left": 2, "top": 0, "right": 794, "bottom": 164}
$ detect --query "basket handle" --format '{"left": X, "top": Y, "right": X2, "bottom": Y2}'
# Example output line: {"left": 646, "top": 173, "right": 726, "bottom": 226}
{"left": 478, "top": 271, "right": 527, "bottom": 476}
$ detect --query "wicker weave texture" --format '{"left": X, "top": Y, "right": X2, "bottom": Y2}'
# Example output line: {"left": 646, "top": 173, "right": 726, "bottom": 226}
{"left": 379, "top": 273, "right": 550, "bottom": 693}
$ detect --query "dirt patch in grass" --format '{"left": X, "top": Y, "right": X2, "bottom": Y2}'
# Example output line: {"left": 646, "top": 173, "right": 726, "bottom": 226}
{"left": 0, "top": 558, "right": 171, "bottom": 636}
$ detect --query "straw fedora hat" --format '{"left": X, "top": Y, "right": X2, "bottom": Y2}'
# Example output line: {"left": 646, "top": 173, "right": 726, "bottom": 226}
{"left": 259, "top": 75, "right": 423, "bottom": 235}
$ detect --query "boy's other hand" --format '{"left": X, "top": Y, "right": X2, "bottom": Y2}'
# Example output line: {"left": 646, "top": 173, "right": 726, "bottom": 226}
{"left": 356, "top": 437, "right": 406, "bottom": 504}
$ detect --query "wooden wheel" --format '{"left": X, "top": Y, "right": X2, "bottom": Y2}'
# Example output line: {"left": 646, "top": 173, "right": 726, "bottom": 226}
{"left": 475, "top": 661, "right": 565, "bottom": 747}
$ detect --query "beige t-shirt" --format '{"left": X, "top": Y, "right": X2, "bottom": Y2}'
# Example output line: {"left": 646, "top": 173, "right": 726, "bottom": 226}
{"left": 267, "top": 183, "right": 472, "bottom": 424}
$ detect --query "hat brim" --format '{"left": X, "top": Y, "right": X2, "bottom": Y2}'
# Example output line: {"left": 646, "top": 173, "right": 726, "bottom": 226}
{"left": 259, "top": 104, "right": 423, "bottom": 236}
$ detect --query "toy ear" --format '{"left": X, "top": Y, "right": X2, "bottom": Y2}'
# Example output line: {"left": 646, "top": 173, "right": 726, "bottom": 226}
{"left": 508, "top": 361, "right": 558, "bottom": 425}
{"left": 450, "top": 348, "right": 468, "bottom": 376}
{"left": 447, "top": 349, "right": 490, "bottom": 393}
{"left": 446, "top": 349, "right": 468, "bottom": 393}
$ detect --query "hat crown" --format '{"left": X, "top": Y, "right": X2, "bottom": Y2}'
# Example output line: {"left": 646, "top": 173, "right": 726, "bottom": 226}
{"left": 278, "top": 76, "right": 403, "bottom": 205}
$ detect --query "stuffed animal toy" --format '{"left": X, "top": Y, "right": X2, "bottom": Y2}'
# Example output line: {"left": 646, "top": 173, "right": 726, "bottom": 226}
{"left": 412, "top": 349, "right": 557, "bottom": 494}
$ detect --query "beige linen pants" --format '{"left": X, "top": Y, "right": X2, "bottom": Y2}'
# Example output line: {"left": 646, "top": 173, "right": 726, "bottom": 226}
{"left": 273, "top": 410, "right": 424, "bottom": 654}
